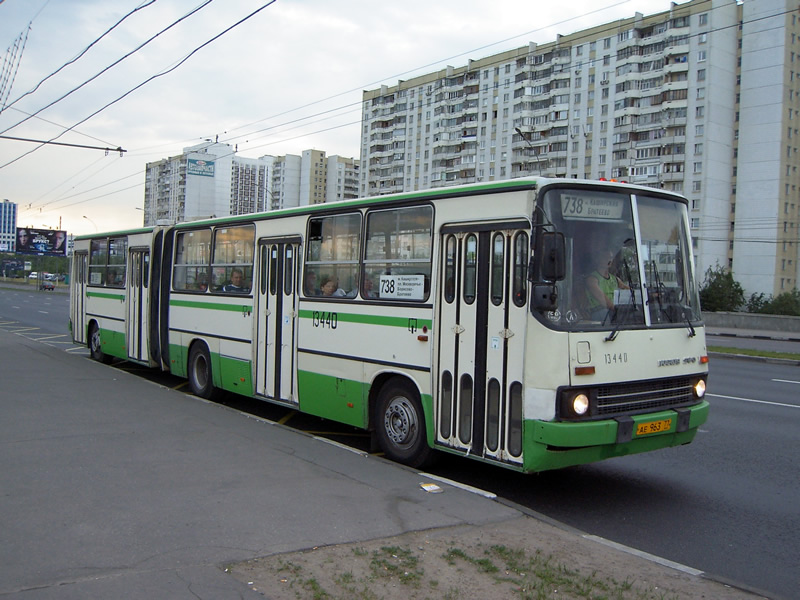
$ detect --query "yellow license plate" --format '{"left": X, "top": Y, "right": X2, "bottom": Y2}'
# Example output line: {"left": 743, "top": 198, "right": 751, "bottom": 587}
{"left": 636, "top": 418, "right": 672, "bottom": 436}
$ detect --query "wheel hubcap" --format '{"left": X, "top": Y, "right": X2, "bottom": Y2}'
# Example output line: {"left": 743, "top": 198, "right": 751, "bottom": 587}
{"left": 193, "top": 355, "right": 207, "bottom": 388}
{"left": 384, "top": 397, "right": 417, "bottom": 447}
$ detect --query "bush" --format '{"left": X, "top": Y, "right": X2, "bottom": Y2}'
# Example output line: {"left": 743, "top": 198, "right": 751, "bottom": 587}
{"left": 746, "top": 292, "right": 768, "bottom": 313}
{"left": 699, "top": 264, "right": 744, "bottom": 312}
{"left": 763, "top": 290, "right": 800, "bottom": 316}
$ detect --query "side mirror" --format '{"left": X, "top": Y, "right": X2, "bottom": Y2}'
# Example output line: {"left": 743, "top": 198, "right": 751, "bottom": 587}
{"left": 532, "top": 284, "right": 559, "bottom": 311}
{"left": 537, "top": 231, "right": 566, "bottom": 282}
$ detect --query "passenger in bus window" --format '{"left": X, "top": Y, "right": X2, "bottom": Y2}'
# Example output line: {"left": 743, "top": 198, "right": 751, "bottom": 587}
{"left": 320, "top": 275, "right": 345, "bottom": 297}
{"left": 304, "top": 270, "right": 319, "bottom": 296}
{"left": 196, "top": 271, "right": 208, "bottom": 292}
{"left": 585, "top": 243, "right": 626, "bottom": 321}
{"left": 222, "top": 267, "right": 248, "bottom": 293}
{"left": 362, "top": 274, "right": 379, "bottom": 298}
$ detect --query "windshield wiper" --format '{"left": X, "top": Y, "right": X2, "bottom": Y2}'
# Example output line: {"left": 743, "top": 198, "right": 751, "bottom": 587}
{"left": 684, "top": 307, "right": 696, "bottom": 337}
{"left": 605, "top": 255, "right": 637, "bottom": 342}
{"left": 648, "top": 261, "right": 674, "bottom": 323}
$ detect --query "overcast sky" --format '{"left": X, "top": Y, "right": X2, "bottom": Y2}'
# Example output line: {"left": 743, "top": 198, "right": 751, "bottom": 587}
{"left": 1, "top": 0, "right": 673, "bottom": 236}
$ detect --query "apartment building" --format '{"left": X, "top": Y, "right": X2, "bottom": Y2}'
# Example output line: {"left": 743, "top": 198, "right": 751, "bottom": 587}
{"left": 144, "top": 143, "right": 359, "bottom": 225}
{"left": 0, "top": 199, "right": 17, "bottom": 252}
{"left": 144, "top": 142, "right": 236, "bottom": 225}
{"left": 361, "top": 0, "right": 800, "bottom": 297}
{"left": 326, "top": 155, "right": 360, "bottom": 203}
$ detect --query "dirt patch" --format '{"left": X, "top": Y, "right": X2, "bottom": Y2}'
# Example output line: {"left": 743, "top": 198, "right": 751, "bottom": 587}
{"left": 229, "top": 516, "right": 764, "bottom": 600}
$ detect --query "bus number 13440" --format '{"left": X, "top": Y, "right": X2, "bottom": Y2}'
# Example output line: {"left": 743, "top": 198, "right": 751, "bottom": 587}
{"left": 312, "top": 311, "right": 338, "bottom": 329}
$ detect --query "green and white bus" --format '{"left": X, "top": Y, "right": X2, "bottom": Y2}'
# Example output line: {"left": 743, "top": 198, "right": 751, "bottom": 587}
{"left": 70, "top": 177, "right": 709, "bottom": 473}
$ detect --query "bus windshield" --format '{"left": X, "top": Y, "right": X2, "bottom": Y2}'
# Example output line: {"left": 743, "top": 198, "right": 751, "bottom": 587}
{"left": 535, "top": 185, "right": 702, "bottom": 332}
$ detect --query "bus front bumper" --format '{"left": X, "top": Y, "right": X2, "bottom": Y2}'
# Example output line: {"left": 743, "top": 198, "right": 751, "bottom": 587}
{"left": 522, "top": 400, "right": 710, "bottom": 473}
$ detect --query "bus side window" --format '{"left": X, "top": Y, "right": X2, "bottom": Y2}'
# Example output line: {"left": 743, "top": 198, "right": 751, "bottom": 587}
{"left": 305, "top": 213, "right": 361, "bottom": 300}
{"left": 364, "top": 205, "right": 433, "bottom": 302}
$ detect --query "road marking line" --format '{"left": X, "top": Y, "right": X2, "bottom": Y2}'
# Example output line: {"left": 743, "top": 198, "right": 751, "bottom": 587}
{"left": 771, "top": 378, "right": 800, "bottom": 385}
{"left": 278, "top": 411, "right": 296, "bottom": 425}
{"left": 707, "top": 393, "right": 799, "bottom": 409}
{"left": 29, "top": 334, "right": 68, "bottom": 341}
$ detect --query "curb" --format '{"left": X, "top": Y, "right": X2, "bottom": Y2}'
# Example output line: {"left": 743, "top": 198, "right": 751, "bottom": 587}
{"left": 707, "top": 351, "right": 800, "bottom": 367}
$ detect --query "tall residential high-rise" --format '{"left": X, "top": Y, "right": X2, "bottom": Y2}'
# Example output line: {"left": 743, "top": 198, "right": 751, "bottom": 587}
{"left": 0, "top": 199, "right": 17, "bottom": 252}
{"left": 326, "top": 155, "right": 360, "bottom": 203}
{"left": 144, "top": 144, "right": 359, "bottom": 225}
{"left": 360, "top": 0, "right": 799, "bottom": 297}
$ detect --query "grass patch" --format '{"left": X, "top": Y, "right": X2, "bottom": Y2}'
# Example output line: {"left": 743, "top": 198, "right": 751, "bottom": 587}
{"left": 708, "top": 345, "right": 800, "bottom": 361}
{"left": 244, "top": 540, "right": 692, "bottom": 600}
{"left": 368, "top": 546, "right": 423, "bottom": 585}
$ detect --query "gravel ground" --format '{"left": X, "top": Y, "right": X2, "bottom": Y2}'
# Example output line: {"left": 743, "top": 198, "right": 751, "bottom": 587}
{"left": 229, "top": 515, "right": 766, "bottom": 600}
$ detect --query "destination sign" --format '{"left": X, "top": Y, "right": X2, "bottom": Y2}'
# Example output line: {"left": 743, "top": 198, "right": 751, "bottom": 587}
{"left": 561, "top": 193, "right": 625, "bottom": 221}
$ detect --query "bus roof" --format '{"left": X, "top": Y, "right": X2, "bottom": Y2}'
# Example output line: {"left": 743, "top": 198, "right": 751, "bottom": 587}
{"left": 76, "top": 177, "right": 687, "bottom": 237}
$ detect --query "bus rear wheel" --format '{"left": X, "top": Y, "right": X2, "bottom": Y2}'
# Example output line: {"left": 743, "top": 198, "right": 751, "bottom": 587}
{"left": 187, "top": 343, "right": 220, "bottom": 400}
{"left": 375, "top": 379, "right": 432, "bottom": 468}
{"left": 88, "top": 322, "right": 112, "bottom": 364}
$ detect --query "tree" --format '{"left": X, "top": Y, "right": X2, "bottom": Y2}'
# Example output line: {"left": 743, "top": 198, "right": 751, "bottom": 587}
{"left": 699, "top": 264, "right": 744, "bottom": 312}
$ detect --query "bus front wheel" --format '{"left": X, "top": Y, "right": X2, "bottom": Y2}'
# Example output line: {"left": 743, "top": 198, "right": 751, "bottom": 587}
{"left": 188, "top": 343, "right": 220, "bottom": 400}
{"left": 88, "top": 322, "right": 112, "bottom": 364}
{"left": 375, "top": 379, "right": 432, "bottom": 468}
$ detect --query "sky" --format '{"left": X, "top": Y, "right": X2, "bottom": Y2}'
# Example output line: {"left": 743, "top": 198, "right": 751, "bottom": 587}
{"left": 0, "top": 0, "right": 674, "bottom": 237}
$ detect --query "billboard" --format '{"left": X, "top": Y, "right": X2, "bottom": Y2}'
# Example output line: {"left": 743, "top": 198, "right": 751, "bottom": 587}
{"left": 15, "top": 228, "right": 67, "bottom": 256}
{"left": 187, "top": 158, "right": 215, "bottom": 177}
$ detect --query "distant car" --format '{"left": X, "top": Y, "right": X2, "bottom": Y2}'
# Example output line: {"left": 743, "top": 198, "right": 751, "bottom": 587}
{"left": 40, "top": 280, "right": 55, "bottom": 291}
{"left": 28, "top": 272, "right": 38, "bottom": 279}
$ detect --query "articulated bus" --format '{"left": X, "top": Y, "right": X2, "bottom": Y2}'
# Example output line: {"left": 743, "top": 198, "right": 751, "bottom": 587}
{"left": 70, "top": 177, "right": 709, "bottom": 473}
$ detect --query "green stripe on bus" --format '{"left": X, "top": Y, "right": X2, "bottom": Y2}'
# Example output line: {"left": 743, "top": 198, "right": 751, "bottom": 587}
{"left": 169, "top": 299, "right": 253, "bottom": 312}
{"left": 87, "top": 291, "right": 125, "bottom": 301}
{"left": 298, "top": 309, "right": 431, "bottom": 329}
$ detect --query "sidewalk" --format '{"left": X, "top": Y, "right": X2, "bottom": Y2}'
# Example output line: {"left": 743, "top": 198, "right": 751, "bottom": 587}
{"left": 0, "top": 328, "right": 767, "bottom": 599}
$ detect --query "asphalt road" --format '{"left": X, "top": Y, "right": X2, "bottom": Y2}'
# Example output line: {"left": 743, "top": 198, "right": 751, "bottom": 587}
{"left": 2, "top": 285, "right": 796, "bottom": 599}
{"left": 0, "top": 285, "right": 71, "bottom": 337}
{"left": 423, "top": 355, "right": 800, "bottom": 600}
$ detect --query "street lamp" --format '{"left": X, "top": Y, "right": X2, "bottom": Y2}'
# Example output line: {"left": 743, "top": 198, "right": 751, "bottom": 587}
{"left": 82, "top": 215, "right": 98, "bottom": 232}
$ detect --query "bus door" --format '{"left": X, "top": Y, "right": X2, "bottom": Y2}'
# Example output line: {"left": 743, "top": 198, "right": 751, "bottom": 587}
{"left": 127, "top": 249, "right": 150, "bottom": 362}
{"left": 436, "top": 222, "right": 529, "bottom": 464}
{"left": 255, "top": 237, "right": 301, "bottom": 404}
{"left": 72, "top": 252, "right": 88, "bottom": 344}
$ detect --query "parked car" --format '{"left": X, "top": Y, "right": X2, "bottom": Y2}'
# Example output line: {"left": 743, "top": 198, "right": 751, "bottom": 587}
{"left": 40, "top": 280, "right": 55, "bottom": 291}
{"left": 28, "top": 272, "right": 38, "bottom": 279}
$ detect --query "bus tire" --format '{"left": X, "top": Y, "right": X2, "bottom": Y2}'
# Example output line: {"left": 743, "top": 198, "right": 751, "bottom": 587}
{"left": 375, "top": 379, "right": 432, "bottom": 468}
{"left": 88, "top": 322, "right": 112, "bottom": 364}
{"left": 187, "top": 343, "right": 220, "bottom": 400}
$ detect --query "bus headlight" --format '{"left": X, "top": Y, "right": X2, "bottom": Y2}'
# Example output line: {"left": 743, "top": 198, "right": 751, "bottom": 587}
{"left": 693, "top": 379, "right": 706, "bottom": 399}
{"left": 572, "top": 393, "right": 590, "bottom": 415}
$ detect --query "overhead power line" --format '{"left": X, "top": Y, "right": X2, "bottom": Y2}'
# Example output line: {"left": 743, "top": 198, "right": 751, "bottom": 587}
{"left": 0, "top": 0, "right": 158, "bottom": 116}
{"left": 0, "top": 0, "right": 215, "bottom": 136}
{"left": 0, "top": 0, "right": 278, "bottom": 171}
